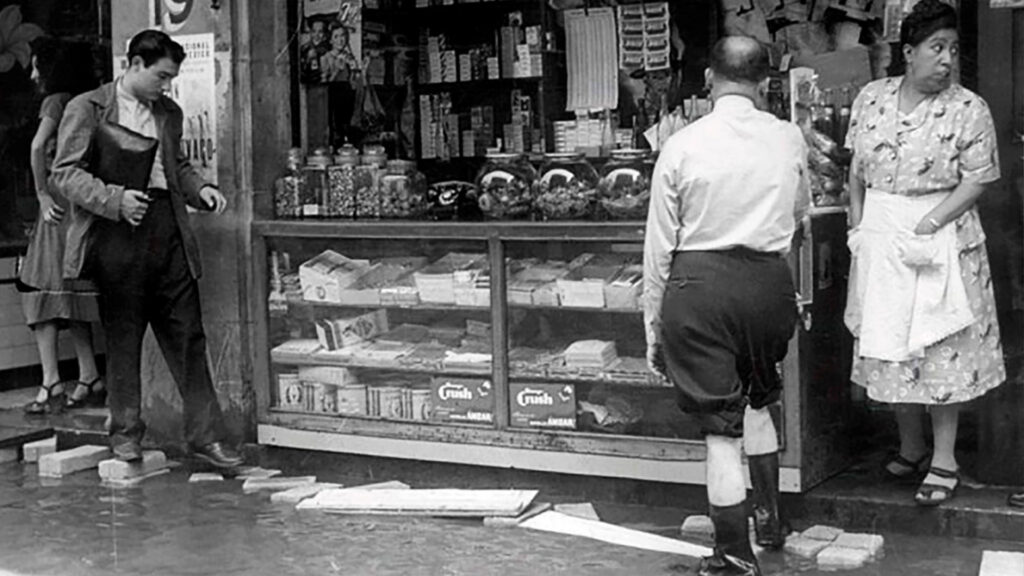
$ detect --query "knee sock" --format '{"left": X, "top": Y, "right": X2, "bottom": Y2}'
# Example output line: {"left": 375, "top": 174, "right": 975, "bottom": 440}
{"left": 706, "top": 435, "right": 746, "bottom": 507}
{"left": 743, "top": 405, "right": 778, "bottom": 456}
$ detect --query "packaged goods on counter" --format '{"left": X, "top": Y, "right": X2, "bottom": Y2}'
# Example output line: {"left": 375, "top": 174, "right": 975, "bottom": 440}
{"left": 314, "top": 309, "right": 390, "bottom": 351}
{"left": 337, "top": 256, "right": 428, "bottom": 306}
{"left": 430, "top": 377, "right": 494, "bottom": 424}
{"left": 597, "top": 149, "right": 654, "bottom": 220}
{"left": 310, "top": 381, "right": 339, "bottom": 414}
{"left": 604, "top": 264, "right": 643, "bottom": 310}
{"left": 564, "top": 340, "right": 618, "bottom": 370}
{"left": 271, "top": 339, "right": 323, "bottom": 363}
{"left": 510, "top": 383, "right": 577, "bottom": 429}
{"left": 413, "top": 252, "right": 487, "bottom": 304}
{"left": 368, "top": 386, "right": 405, "bottom": 419}
{"left": 556, "top": 253, "right": 631, "bottom": 308}
{"left": 508, "top": 260, "right": 570, "bottom": 306}
{"left": 379, "top": 272, "right": 420, "bottom": 306}
{"left": 278, "top": 373, "right": 305, "bottom": 410}
{"left": 475, "top": 152, "right": 537, "bottom": 220}
{"left": 534, "top": 152, "right": 600, "bottom": 220}
{"left": 377, "top": 323, "right": 432, "bottom": 345}
{"left": 298, "top": 365, "right": 357, "bottom": 387}
{"left": 299, "top": 250, "right": 371, "bottom": 303}
{"left": 453, "top": 268, "right": 491, "bottom": 307}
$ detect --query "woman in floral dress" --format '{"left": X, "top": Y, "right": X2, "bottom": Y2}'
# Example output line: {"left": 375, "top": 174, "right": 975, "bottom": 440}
{"left": 844, "top": 0, "right": 1006, "bottom": 506}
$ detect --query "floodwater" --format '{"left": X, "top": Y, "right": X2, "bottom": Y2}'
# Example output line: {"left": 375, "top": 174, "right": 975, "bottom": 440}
{"left": 0, "top": 460, "right": 1020, "bottom": 576}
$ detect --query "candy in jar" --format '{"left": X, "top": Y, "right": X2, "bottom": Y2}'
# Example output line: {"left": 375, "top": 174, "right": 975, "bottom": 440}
{"left": 597, "top": 148, "right": 654, "bottom": 220}
{"left": 273, "top": 148, "right": 304, "bottom": 219}
{"left": 355, "top": 145, "right": 386, "bottom": 219}
{"left": 380, "top": 159, "right": 427, "bottom": 219}
{"left": 328, "top": 143, "right": 359, "bottom": 218}
{"left": 535, "top": 152, "right": 599, "bottom": 220}
{"left": 301, "top": 147, "right": 332, "bottom": 218}
{"left": 474, "top": 152, "right": 537, "bottom": 220}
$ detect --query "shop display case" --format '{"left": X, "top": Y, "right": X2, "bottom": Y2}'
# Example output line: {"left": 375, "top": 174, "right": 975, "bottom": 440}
{"left": 253, "top": 209, "right": 853, "bottom": 492}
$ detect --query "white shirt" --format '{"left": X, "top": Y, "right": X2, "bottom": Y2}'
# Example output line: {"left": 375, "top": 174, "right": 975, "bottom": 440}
{"left": 642, "top": 95, "right": 811, "bottom": 345}
{"left": 116, "top": 78, "right": 167, "bottom": 190}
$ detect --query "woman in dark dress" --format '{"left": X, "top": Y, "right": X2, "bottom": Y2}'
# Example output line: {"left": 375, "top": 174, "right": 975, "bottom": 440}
{"left": 18, "top": 40, "right": 104, "bottom": 414}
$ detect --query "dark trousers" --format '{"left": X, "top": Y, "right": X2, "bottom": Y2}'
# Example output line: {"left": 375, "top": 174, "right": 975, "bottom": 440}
{"left": 86, "top": 192, "right": 224, "bottom": 448}
{"left": 661, "top": 249, "right": 796, "bottom": 438}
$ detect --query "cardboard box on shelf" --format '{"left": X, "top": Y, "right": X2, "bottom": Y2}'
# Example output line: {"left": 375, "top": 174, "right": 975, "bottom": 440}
{"left": 315, "top": 309, "right": 390, "bottom": 351}
{"left": 430, "top": 376, "right": 494, "bottom": 424}
{"left": 510, "top": 382, "right": 577, "bottom": 429}
{"left": 413, "top": 253, "right": 487, "bottom": 304}
{"left": 299, "top": 251, "right": 371, "bottom": 304}
{"left": 604, "top": 264, "right": 643, "bottom": 310}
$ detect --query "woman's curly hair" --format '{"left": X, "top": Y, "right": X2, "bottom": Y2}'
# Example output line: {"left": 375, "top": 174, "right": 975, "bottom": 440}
{"left": 900, "top": 0, "right": 958, "bottom": 48}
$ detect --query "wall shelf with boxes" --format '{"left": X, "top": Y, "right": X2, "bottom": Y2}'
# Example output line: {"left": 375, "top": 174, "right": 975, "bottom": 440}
{"left": 253, "top": 213, "right": 855, "bottom": 492}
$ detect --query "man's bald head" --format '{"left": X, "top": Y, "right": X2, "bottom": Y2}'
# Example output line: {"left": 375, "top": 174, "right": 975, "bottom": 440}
{"left": 709, "top": 36, "right": 770, "bottom": 86}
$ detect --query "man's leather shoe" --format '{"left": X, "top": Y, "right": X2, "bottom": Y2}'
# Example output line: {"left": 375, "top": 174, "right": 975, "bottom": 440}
{"left": 113, "top": 441, "right": 143, "bottom": 462}
{"left": 193, "top": 442, "right": 243, "bottom": 469}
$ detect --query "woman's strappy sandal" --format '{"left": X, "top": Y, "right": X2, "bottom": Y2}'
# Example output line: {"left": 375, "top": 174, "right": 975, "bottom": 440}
{"left": 24, "top": 381, "right": 66, "bottom": 415}
{"left": 915, "top": 466, "right": 960, "bottom": 507}
{"left": 65, "top": 376, "right": 106, "bottom": 409}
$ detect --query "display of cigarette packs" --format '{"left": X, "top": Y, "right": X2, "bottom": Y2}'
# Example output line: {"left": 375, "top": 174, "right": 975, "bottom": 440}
{"left": 508, "top": 261, "right": 570, "bottom": 306}
{"left": 377, "top": 323, "right": 432, "bottom": 345}
{"left": 430, "top": 376, "right": 494, "bottom": 424}
{"left": 379, "top": 272, "right": 420, "bottom": 306}
{"left": 556, "top": 254, "right": 625, "bottom": 308}
{"left": 618, "top": 2, "right": 670, "bottom": 73}
{"left": 277, "top": 373, "right": 305, "bottom": 411}
{"left": 299, "top": 250, "right": 370, "bottom": 304}
{"left": 271, "top": 339, "right": 322, "bottom": 363}
{"left": 315, "top": 309, "right": 390, "bottom": 351}
{"left": 412, "top": 252, "right": 487, "bottom": 304}
{"left": 510, "top": 382, "right": 577, "bottom": 429}
{"left": 453, "top": 268, "right": 491, "bottom": 307}
{"left": 604, "top": 264, "right": 643, "bottom": 310}
{"left": 337, "top": 257, "right": 428, "bottom": 306}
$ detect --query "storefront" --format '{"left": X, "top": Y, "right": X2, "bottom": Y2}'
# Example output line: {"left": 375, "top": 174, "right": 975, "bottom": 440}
{"left": 251, "top": 0, "right": 907, "bottom": 493}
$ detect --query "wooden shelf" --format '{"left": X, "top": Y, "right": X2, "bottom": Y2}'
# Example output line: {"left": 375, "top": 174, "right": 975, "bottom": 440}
{"left": 285, "top": 298, "right": 641, "bottom": 315}
{"left": 417, "top": 77, "right": 543, "bottom": 92}
{"left": 272, "top": 355, "right": 492, "bottom": 378}
{"left": 254, "top": 219, "right": 646, "bottom": 242}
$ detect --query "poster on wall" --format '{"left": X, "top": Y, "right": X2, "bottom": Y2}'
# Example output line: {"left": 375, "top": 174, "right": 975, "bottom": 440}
{"left": 169, "top": 33, "right": 218, "bottom": 185}
{"left": 301, "top": 0, "right": 363, "bottom": 84}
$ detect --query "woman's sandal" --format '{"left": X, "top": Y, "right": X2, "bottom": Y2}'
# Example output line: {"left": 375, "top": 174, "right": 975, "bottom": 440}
{"left": 65, "top": 376, "right": 106, "bottom": 409}
{"left": 915, "top": 466, "right": 959, "bottom": 507}
{"left": 23, "top": 381, "right": 66, "bottom": 415}
{"left": 883, "top": 451, "right": 931, "bottom": 483}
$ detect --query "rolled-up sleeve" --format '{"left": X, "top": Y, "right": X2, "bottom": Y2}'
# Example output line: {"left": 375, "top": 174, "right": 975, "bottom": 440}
{"left": 958, "top": 98, "right": 1001, "bottom": 185}
{"left": 643, "top": 141, "right": 684, "bottom": 347}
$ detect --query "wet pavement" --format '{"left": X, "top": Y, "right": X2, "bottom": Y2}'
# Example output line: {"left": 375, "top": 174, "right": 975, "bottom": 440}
{"left": 0, "top": 454, "right": 1022, "bottom": 576}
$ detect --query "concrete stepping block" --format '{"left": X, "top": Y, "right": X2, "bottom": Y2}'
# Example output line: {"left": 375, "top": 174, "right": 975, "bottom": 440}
{"left": 832, "top": 532, "right": 884, "bottom": 559}
{"left": 234, "top": 466, "right": 281, "bottom": 480}
{"left": 979, "top": 551, "right": 1024, "bottom": 576}
{"left": 22, "top": 436, "right": 57, "bottom": 463}
{"left": 554, "top": 503, "right": 600, "bottom": 522}
{"left": 784, "top": 534, "right": 832, "bottom": 559}
{"left": 189, "top": 472, "right": 225, "bottom": 483}
{"left": 680, "top": 515, "right": 715, "bottom": 540}
{"left": 39, "top": 445, "right": 111, "bottom": 477}
{"left": 271, "top": 482, "right": 343, "bottom": 504}
{"left": 802, "top": 524, "right": 845, "bottom": 542}
{"left": 242, "top": 475, "right": 317, "bottom": 493}
{"left": 817, "top": 545, "right": 873, "bottom": 570}
{"left": 102, "top": 468, "right": 171, "bottom": 488}
{"left": 98, "top": 451, "right": 168, "bottom": 481}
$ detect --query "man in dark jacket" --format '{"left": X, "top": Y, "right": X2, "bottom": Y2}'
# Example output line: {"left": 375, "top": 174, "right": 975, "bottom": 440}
{"left": 51, "top": 29, "right": 241, "bottom": 469}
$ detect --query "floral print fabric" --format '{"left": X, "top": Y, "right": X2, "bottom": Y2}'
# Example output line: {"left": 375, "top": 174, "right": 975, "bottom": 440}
{"left": 846, "top": 77, "right": 1006, "bottom": 404}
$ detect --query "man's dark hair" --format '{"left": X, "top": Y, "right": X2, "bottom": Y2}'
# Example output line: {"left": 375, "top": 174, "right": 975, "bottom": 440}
{"left": 900, "top": 0, "right": 958, "bottom": 48}
{"left": 31, "top": 38, "right": 98, "bottom": 97}
{"left": 709, "top": 36, "right": 770, "bottom": 85}
{"left": 127, "top": 29, "right": 186, "bottom": 67}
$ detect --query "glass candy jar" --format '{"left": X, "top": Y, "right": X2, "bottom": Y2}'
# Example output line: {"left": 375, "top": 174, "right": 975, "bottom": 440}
{"left": 597, "top": 148, "right": 654, "bottom": 220}
{"left": 380, "top": 160, "right": 427, "bottom": 219}
{"left": 273, "top": 148, "right": 304, "bottom": 219}
{"left": 301, "top": 147, "right": 332, "bottom": 218}
{"left": 328, "top": 143, "right": 359, "bottom": 219}
{"left": 354, "top": 145, "right": 386, "bottom": 219}
{"left": 534, "top": 152, "right": 599, "bottom": 220}
{"left": 474, "top": 152, "right": 536, "bottom": 220}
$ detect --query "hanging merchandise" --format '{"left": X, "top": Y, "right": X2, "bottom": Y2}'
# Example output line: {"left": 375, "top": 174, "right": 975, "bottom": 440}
{"left": 616, "top": 2, "right": 671, "bottom": 73}
{"left": 565, "top": 7, "right": 618, "bottom": 112}
{"left": 301, "top": 0, "right": 363, "bottom": 84}
{"left": 720, "top": 0, "right": 771, "bottom": 43}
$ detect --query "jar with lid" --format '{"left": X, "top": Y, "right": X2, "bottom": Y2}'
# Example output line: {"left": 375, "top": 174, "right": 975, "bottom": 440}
{"left": 328, "top": 143, "right": 359, "bottom": 218}
{"left": 354, "top": 145, "right": 386, "bottom": 219}
{"left": 597, "top": 148, "right": 654, "bottom": 220}
{"left": 534, "top": 152, "right": 599, "bottom": 220}
{"left": 380, "top": 160, "right": 427, "bottom": 219}
{"left": 474, "top": 152, "right": 537, "bottom": 220}
{"left": 273, "top": 148, "right": 305, "bottom": 219}
{"left": 302, "top": 147, "right": 332, "bottom": 218}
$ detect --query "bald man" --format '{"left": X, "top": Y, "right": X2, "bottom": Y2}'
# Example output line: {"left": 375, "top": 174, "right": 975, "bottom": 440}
{"left": 643, "top": 36, "right": 810, "bottom": 576}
